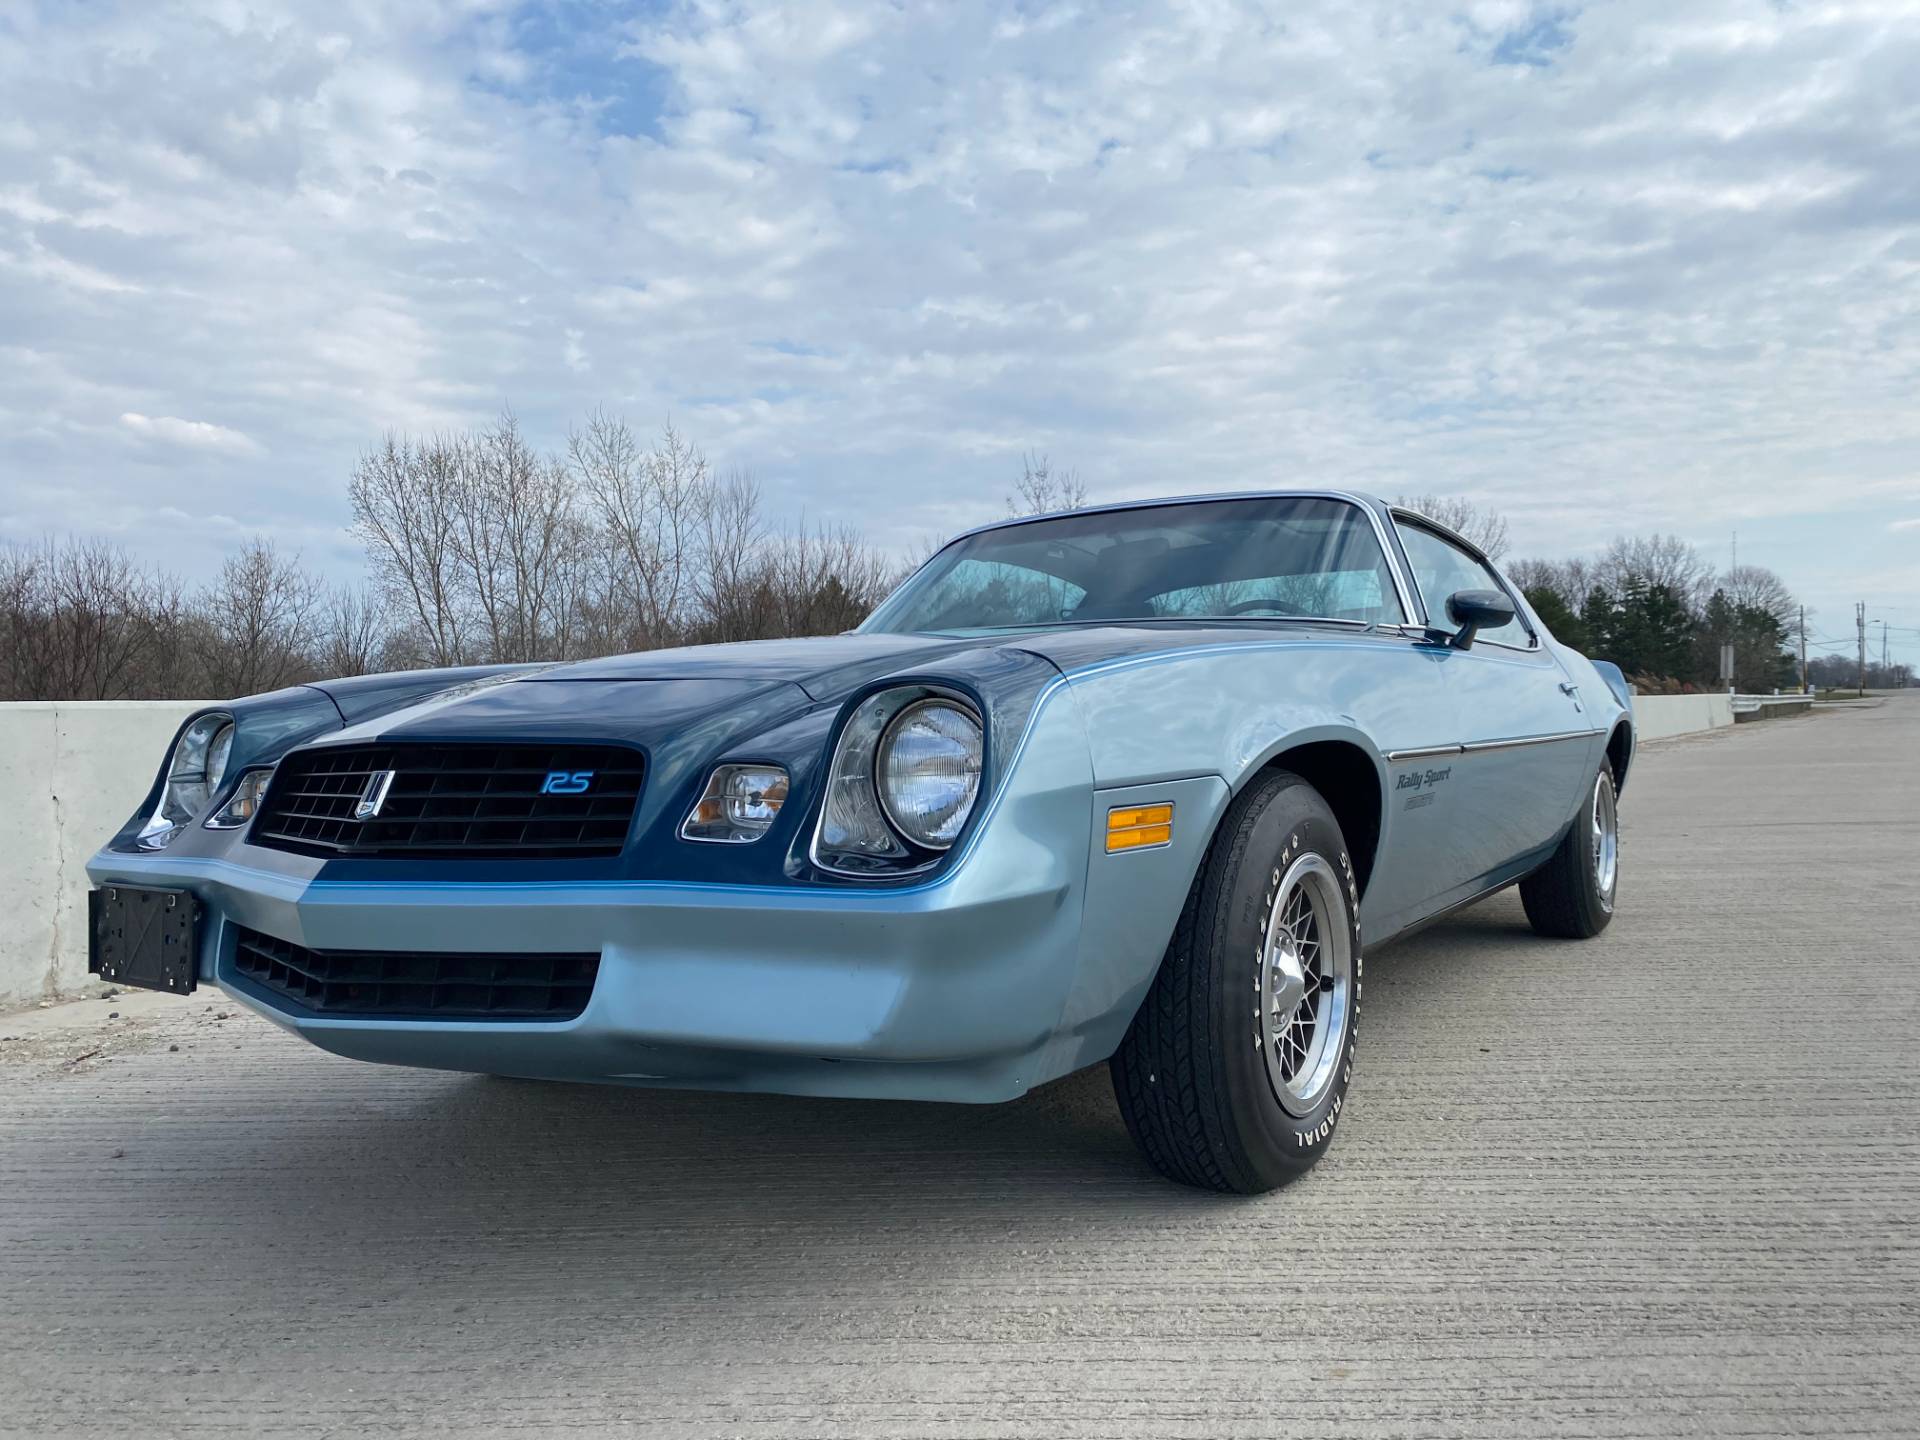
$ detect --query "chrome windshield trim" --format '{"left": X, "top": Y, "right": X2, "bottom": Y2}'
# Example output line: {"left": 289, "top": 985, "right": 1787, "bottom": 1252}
{"left": 1355, "top": 495, "right": 1420, "bottom": 627}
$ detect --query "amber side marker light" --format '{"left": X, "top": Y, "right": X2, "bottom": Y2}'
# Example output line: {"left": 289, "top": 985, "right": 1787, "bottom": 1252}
{"left": 1107, "top": 802, "right": 1174, "bottom": 852}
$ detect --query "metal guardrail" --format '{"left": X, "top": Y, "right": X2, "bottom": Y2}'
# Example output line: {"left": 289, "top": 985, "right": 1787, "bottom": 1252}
{"left": 1729, "top": 694, "right": 1815, "bottom": 718}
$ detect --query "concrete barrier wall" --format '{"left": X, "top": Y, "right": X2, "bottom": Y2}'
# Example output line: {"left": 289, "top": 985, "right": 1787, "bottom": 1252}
{"left": 1631, "top": 693, "right": 1735, "bottom": 742}
{"left": 1, "top": 702, "right": 202, "bottom": 1009}
{"left": 0, "top": 689, "right": 1748, "bottom": 1010}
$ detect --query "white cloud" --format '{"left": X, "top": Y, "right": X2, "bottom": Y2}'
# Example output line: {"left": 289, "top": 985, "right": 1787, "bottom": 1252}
{"left": 118, "top": 412, "right": 263, "bottom": 456}
{"left": 0, "top": 0, "right": 1913, "bottom": 644}
{"left": 1890, "top": 518, "right": 1920, "bottom": 533}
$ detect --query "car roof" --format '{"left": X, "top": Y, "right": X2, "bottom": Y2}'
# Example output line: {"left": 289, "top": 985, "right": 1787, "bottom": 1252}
{"left": 950, "top": 489, "right": 1492, "bottom": 569}
{"left": 954, "top": 489, "right": 1382, "bottom": 538}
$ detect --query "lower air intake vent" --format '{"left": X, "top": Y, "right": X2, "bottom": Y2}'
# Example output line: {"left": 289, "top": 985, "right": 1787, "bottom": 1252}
{"left": 232, "top": 927, "right": 597, "bottom": 1021}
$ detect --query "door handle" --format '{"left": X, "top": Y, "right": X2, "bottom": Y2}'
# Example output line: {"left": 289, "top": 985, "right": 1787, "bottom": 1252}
{"left": 1560, "top": 680, "right": 1584, "bottom": 712}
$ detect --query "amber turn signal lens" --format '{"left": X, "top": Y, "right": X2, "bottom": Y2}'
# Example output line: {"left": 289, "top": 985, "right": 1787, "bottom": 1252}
{"left": 1106, "top": 802, "right": 1173, "bottom": 852}
{"left": 681, "top": 764, "right": 790, "bottom": 843}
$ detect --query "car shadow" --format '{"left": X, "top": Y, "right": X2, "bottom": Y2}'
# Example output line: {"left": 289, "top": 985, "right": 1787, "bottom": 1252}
{"left": 183, "top": 892, "right": 1552, "bottom": 1281}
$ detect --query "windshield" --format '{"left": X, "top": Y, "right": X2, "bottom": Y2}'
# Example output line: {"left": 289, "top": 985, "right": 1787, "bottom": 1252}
{"left": 862, "top": 496, "right": 1407, "bottom": 634}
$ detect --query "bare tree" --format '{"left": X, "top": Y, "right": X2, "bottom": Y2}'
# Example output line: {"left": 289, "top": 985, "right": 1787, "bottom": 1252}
{"left": 694, "top": 470, "right": 773, "bottom": 643}
{"left": 351, "top": 416, "right": 588, "bottom": 665}
{"left": 1718, "top": 564, "right": 1797, "bottom": 629}
{"left": 451, "top": 412, "right": 583, "bottom": 663}
{"left": 317, "top": 583, "right": 396, "bottom": 678}
{"left": 767, "top": 523, "right": 895, "bottom": 636}
{"left": 574, "top": 414, "right": 713, "bottom": 649}
{"left": 190, "top": 538, "right": 324, "bottom": 697}
{"left": 1394, "top": 494, "right": 1511, "bottom": 561}
{"left": 0, "top": 537, "right": 189, "bottom": 700}
{"left": 1507, "top": 555, "right": 1595, "bottom": 610}
{"left": 1505, "top": 556, "right": 1555, "bottom": 594}
{"left": 1594, "top": 534, "right": 1715, "bottom": 612}
{"left": 691, "top": 473, "right": 895, "bottom": 643}
{"left": 1007, "top": 453, "right": 1088, "bottom": 516}
{"left": 350, "top": 433, "right": 472, "bottom": 666}
{"left": 0, "top": 542, "right": 58, "bottom": 701}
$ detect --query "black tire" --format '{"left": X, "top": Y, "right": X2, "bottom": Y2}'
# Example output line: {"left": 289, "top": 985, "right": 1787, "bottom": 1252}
{"left": 1519, "top": 766, "right": 1618, "bottom": 939}
{"left": 1110, "top": 770, "right": 1362, "bottom": 1194}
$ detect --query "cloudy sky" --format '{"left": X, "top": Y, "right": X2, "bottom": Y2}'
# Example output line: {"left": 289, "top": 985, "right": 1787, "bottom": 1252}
{"left": 2, "top": 0, "right": 1916, "bottom": 665}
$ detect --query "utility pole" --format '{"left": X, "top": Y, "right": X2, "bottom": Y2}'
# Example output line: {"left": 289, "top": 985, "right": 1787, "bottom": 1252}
{"left": 1857, "top": 602, "right": 1868, "bottom": 692}
{"left": 1798, "top": 605, "right": 1808, "bottom": 693}
{"left": 1883, "top": 621, "right": 1891, "bottom": 681}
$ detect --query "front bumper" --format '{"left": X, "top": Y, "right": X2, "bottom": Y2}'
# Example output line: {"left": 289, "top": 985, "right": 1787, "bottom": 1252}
{"left": 83, "top": 836, "right": 1091, "bottom": 1104}
{"left": 82, "top": 690, "right": 1228, "bottom": 1104}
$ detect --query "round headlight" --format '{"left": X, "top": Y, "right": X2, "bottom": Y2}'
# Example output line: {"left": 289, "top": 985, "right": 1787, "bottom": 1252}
{"left": 876, "top": 699, "right": 982, "bottom": 850}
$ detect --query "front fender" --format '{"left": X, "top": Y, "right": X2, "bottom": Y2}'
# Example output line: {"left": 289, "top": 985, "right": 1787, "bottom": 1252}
{"left": 1588, "top": 658, "right": 1634, "bottom": 716}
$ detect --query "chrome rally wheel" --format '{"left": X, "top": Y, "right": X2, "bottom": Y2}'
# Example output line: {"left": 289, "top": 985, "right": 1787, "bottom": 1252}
{"left": 1261, "top": 854, "right": 1354, "bottom": 1118}
{"left": 1591, "top": 767, "right": 1619, "bottom": 903}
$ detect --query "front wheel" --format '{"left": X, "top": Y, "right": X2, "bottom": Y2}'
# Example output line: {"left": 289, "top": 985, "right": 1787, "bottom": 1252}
{"left": 1519, "top": 766, "right": 1619, "bottom": 939}
{"left": 1110, "top": 770, "right": 1361, "bottom": 1194}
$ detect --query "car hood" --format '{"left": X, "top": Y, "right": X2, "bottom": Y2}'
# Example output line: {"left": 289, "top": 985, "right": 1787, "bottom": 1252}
{"left": 523, "top": 632, "right": 1011, "bottom": 702}
{"left": 309, "top": 623, "right": 1354, "bottom": 753}
{"left": 307, "top": 634, "right": 1016, "bottom": 783}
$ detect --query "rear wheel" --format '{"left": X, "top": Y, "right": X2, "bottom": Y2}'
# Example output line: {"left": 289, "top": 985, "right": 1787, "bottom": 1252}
{"left": 1110, "top": 771, "right": 1361, "bottom": 1194}
{"left": 1520, "top": 766, "right": 1618, "bottom": 939}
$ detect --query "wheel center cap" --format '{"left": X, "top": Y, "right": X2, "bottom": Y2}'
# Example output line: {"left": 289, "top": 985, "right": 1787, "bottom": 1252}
{"left": 1270, "top": 942, "right": 1307, "bottom": 1018}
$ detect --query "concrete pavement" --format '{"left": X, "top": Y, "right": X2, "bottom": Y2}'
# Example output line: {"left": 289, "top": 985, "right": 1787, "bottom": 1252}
{"left": 3, "top": 696, "right": 1916, "bottom": 1437}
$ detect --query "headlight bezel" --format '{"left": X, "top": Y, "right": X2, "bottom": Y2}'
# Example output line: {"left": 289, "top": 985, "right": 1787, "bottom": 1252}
{"left": 810, "top": 683, "right": 987, "bottom": 879}
{"left": 135, "top": 712, "right": 236, "bottom": 850}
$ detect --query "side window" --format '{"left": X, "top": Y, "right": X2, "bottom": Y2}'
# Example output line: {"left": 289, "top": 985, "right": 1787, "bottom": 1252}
{"left": 1394, "top": 523, "right": 1531, "bottom": 648}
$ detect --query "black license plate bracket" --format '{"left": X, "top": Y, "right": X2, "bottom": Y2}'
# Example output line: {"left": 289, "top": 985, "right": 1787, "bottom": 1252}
{"left": 88, "top": 886, "right": 200, "bottom": 995}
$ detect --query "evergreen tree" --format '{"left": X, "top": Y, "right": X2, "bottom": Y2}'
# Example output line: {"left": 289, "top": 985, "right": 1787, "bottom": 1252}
{"left": 1579, "top": 588, "right": 1618, "bottom": 663}
{"left": 1604, "top": 579, "right": 1694, "bottom": 681}
{"left": 1523, "top": 585, "right": 1591, "bottom": 651}
{"left": 1695, "top": 588, "right": 1797, "bottom": 691}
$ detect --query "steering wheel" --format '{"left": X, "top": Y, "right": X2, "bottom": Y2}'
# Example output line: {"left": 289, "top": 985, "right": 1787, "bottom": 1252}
{"left": 1223, "top": 597, "right": 1309, "bottom": 617}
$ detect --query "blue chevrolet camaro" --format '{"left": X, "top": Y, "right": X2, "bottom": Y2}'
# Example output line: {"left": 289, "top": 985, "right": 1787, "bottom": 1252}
{"left": 88, "top": 492, "right": 1632, "bottom": 1192}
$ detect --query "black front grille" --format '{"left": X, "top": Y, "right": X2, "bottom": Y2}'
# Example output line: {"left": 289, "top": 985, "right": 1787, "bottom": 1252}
{"left": 251, "top": 742, "right": 644, "bottom": 858}
{"left": 232, "top": 927, "right": 598, "bottom": 1020}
